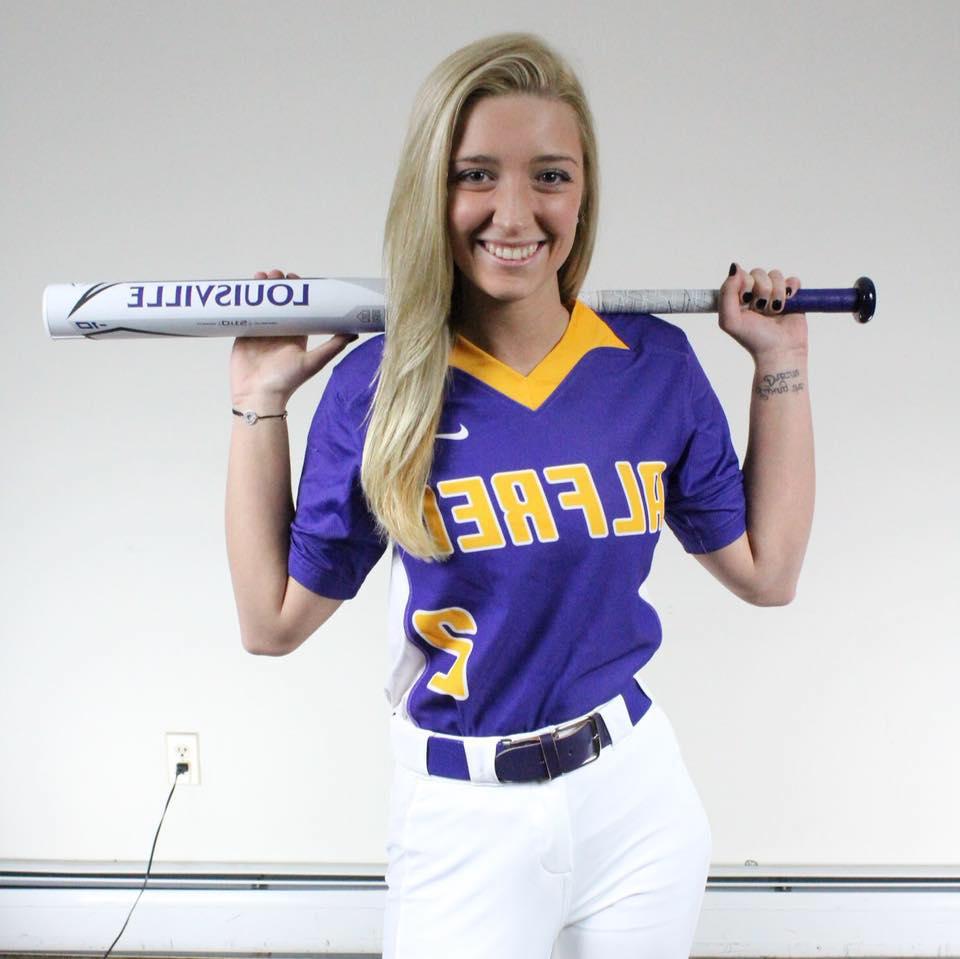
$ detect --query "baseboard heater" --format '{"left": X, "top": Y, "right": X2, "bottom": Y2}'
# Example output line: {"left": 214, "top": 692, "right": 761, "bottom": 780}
{"left": 2, "top": 861, "right": 959, "bottom": 957}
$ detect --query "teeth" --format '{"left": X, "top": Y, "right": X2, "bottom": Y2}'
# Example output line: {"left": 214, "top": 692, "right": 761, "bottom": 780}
{"left": 482, "top": 241, "right": 540, "bottom": 261}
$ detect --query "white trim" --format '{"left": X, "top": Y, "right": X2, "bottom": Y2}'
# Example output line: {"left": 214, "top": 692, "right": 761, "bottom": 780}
{"left": 2, "top": 861, "right": 959, "bottom": 956}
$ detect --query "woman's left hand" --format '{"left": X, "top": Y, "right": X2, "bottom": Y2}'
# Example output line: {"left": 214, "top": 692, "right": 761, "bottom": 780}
{"left": 719, "top": 263, "right": 808, "bottom": 361}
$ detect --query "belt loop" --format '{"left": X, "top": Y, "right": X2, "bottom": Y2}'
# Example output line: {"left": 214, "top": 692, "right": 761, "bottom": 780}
{"left": 463, "top": 734, "right": 503, "bottom": 783}
{"left": 390, "top": 712, "right": 429, "bottom": 776}
{"left": 595, "top": 694, "right": 633, "bottom": 744}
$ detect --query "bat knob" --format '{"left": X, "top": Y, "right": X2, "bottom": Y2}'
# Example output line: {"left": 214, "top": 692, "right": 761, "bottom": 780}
{"left": 854, "top": 276, "right": 876, "bottom": 323}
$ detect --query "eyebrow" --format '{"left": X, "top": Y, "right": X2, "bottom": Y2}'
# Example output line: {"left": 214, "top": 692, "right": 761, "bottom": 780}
{"left": 452, "top": 153, "right": 580, "bottom": 167}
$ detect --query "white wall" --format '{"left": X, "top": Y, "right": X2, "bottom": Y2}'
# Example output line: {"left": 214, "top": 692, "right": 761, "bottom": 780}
{"left": 1, "top": 0, "right": 957, "bottom": 869}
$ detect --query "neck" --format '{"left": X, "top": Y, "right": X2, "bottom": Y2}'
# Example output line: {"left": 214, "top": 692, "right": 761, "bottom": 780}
{"left": 453, "top": 281, "right": 572, "bottom": 376}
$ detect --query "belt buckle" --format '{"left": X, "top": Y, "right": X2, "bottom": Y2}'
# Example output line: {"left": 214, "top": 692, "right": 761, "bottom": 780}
{"left": 499, "top": 713, "right": 603, "bottom": 781}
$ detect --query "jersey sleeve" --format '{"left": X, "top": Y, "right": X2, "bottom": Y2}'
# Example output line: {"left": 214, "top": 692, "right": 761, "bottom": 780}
{"left": 665, "top": 340, "right": 747, "bottom": 554}
{"left": 288, "top": 369, "right": 387, "bottom": 599}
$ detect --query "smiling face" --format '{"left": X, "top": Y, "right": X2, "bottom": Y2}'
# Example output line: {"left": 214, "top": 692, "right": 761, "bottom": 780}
{"left": 447, "top": 93, "right": 585, "bottom": 319}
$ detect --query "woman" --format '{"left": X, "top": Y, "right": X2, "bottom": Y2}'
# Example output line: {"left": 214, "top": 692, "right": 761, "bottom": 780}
{"left": 226, "top": 31, "right": 813, "bottom": 959}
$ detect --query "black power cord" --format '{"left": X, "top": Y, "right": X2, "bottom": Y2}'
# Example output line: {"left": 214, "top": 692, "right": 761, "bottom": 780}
{"left": 101, "top": 762, "right": 189, "bottom": 958}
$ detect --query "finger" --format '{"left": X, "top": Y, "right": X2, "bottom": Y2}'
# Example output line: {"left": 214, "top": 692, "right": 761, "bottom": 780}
{"left": 304, "top": 333, "right": 357, "bottom": 376}
{"left": 254, "top": 271, "right": 268, "bottom": 279}
{"left": 724, "top": 262, "right": 757, "bottom": 307}
{"left": 785, "top": 275, "right": 802, "bottom": 298}
{"left": 720, "top": 262, "right": 753, "bottom": 316}
{"left": 750, "top": 268, "right": 772, "bottom": 312}
{"left": 768, "top": 269, "right": 786, "bottom": 313}
{"left": 309, "top": 332, "right": 357, "bottom": 360}
{"left": 287, "top": 272, "right": 301, "bottom": 280}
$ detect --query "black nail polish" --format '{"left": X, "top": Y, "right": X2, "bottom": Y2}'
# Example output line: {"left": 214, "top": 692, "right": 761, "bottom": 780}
{"left": 772, "top": 299, "right": 782, "bottom": 311}
{"left": 742, "top": 291, "right": 754, "bottom": 304}
{"left": 729, "top": 262, "right": 737, "bottom": 277}
{"left": 786, "top": 286, "right": 793, "bottom": 296}
{"left": 755, "top": 298, "right": 768, "bottom": 310}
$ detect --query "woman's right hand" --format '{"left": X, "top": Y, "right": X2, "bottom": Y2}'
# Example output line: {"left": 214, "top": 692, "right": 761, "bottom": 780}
{"left": 229, "top": 269, "right": 357, "bottom": 407}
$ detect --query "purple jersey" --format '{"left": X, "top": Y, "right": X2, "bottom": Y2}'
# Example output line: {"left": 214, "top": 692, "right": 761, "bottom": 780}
{"left": 289, "top": 301, "right": 746, "bottom": 737}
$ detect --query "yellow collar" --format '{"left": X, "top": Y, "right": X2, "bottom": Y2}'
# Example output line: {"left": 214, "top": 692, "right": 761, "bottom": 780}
{"left": 449, "top": 300, "right": 628, "bottom": 411}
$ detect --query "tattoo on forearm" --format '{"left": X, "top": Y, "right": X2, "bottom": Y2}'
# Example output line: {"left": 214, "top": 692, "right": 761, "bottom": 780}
{"left": 755, "top": 368, "right": 805, "bottom": 400}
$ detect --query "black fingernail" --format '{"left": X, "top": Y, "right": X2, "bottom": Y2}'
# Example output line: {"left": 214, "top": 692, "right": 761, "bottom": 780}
{"left": 729, "top": 262, "right": 737, "bottom": 277}
{"left": 786, "top": 286, "right": 793, "bottom": 296}
{"left": 755, "top": 298, "right": 768, "bottom": 310}
{"left": 772, "top": 299, "right": 782, "bottom": 311}
{"left": 742, "top": 291, "right": 754, "bottom": 304}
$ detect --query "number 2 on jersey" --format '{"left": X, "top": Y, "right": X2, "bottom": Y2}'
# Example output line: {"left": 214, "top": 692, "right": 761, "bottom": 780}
{"left": 411, "top": 607, "right": 477, "bottom": 701}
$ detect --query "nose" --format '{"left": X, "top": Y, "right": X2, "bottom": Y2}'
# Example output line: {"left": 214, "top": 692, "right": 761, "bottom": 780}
{"left": 490, "top": 175, "right": 535, "bottom": 234}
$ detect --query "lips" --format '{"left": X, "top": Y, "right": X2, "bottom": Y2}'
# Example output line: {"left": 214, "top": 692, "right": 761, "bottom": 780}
{"left": 477, "top": 241, "right": 545, "bottom": 266}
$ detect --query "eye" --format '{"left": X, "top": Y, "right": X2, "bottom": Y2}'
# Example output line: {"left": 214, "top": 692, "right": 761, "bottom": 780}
{"left": 538, "top": 169, "right": 572, "bottom": 185}
{"left": 455, "top": 169, "right": 490, "bottom": 183}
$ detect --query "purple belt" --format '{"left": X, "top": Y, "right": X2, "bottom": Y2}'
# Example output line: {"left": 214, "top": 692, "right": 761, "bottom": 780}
{"left": 423, "top": 679, "right": 652, "bottom": 783}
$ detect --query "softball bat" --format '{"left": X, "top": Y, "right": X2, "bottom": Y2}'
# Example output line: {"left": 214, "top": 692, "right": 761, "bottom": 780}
{"left": 43, "top": 276, "right": 876, "bottom": 340}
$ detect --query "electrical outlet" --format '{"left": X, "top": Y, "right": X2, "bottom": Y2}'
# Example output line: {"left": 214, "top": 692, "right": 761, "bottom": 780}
{"left": 165, "top": 732, "right": 200, "bottom": 785}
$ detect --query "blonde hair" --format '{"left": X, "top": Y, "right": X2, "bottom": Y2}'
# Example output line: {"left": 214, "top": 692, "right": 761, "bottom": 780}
{"left": 360, "top": 32, "right": 600, "bottom": 559}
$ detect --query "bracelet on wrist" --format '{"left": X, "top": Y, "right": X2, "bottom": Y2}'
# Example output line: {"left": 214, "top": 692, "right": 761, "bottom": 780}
{"left": 232, "top": 408, "right": 288, "bottom": 425}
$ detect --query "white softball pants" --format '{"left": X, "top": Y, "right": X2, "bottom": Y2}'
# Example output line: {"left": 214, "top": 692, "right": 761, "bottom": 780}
{"left": 382, "top": 700, "right": 712, "bottom": 958}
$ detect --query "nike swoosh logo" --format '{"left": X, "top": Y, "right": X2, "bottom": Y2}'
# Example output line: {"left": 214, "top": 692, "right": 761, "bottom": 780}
{"left": 436, "top": 424, "right": 469, "bottom": 441}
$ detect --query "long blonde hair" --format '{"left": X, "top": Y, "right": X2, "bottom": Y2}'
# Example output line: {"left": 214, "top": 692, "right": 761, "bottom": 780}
{"left": 361, "top": 32, "right": 600, "bottom": 560}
